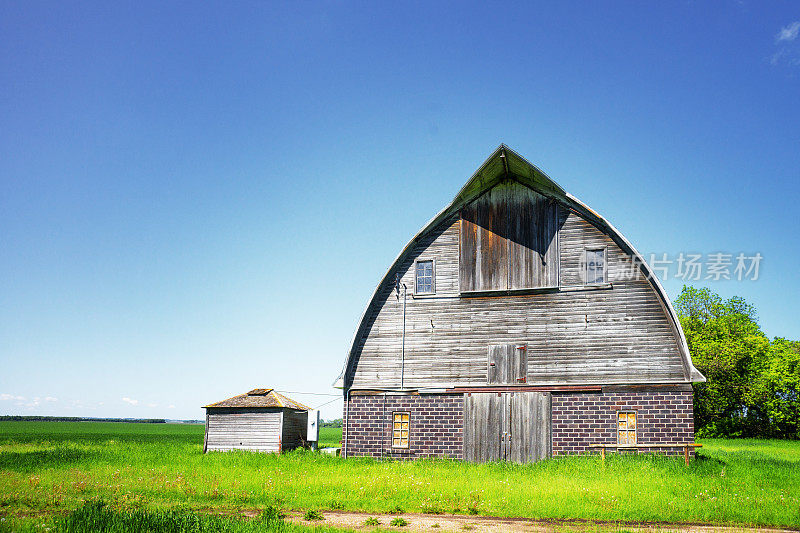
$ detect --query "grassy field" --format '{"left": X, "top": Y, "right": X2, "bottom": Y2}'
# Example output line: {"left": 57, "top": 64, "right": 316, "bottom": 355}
{"left": 0, "top": 421, "right": 798, "bottom": 530}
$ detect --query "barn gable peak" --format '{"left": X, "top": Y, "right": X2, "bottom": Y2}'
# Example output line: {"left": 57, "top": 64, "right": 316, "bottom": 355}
{"left": 452, "top": 145, "right": 567, "bottom": 209}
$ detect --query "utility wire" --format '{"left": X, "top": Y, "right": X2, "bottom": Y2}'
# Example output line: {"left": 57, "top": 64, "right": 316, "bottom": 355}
{"left": 313, "top": 397, "right": 343, "bottom": 410}
{"left": 275, "top": 390, "right": 340, "bottom": 397}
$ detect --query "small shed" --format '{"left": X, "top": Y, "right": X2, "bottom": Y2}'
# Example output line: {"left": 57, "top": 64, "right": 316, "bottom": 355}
{"left": 203, "top": 388, "right": 310, "bottom": 453}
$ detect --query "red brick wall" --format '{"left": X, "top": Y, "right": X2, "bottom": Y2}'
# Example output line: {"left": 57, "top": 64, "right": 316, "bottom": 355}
{"left": 343, "top": 393, "right": 463, "bottom": 459}
{"left": 343, "top": 390, "right": 694, "bottom": 460}
{"left": 551, "top": 390, "right": 694, "bottom": 456}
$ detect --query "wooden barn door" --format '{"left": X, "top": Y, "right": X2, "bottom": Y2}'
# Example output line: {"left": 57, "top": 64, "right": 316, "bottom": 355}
{"left": 488, "top": 344, "right": 527, "bottom": 385}
{"left": 463, "top": 392, "right": 506, "bottom": 462}
{"left": 509, "top": 392, "right": 552, "bottom": 462}
{"left": 463, "top": 392, "right": 551, "bottom": 463}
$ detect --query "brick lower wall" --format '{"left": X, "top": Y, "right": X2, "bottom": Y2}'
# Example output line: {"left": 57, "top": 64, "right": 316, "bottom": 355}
{"left": 343, "top": 390, "right": 694, "bottom": 460}
{"left": 551, "top": 390, "right": 694, "bottom": 457}
{"left": 343, "top": 393, "right": 464, "bottom": 459}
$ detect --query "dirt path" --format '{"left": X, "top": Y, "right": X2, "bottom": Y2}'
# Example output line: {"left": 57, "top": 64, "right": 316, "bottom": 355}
{"left": 284, "top": 510, "right": 797, "bottom": 533}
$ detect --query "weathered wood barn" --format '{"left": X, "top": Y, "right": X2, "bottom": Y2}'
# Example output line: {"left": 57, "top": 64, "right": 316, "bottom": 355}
{"left": 336, "top": 145, "right": 705, "bottom": 463}
{"left": 203, "top": 389, "right": 309, "bottom": 453}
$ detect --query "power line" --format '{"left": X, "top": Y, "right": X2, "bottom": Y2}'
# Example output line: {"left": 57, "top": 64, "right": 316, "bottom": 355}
{"left": 275, "top": 390, "right": 340, "bottom": 397}
{"left": 313, "top": 397, "right": 343, "bottom": 410}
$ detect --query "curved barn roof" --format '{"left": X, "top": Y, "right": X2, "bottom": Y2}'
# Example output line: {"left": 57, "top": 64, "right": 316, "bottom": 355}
{"left": 335, "top": 145, "right": 705, "bottom": 389}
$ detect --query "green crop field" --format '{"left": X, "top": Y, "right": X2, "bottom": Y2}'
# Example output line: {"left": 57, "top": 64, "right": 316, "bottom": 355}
{"left": 1, "top": 421, "right": 799, "bottom": 532}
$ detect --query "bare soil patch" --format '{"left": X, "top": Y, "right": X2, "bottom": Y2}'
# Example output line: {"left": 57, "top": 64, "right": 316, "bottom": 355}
{"left": 285, "top": 510, "right": 798, "bottom": 533}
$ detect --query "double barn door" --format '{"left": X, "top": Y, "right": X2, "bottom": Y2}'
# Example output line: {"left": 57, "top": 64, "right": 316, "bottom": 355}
{"left": 463, "top": 391, "right": 551, "bottom": 463}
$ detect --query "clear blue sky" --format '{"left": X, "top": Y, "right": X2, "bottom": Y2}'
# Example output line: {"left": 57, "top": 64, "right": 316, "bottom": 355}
{"left": 2, "top": 2, "right": 798, "bottom": 420}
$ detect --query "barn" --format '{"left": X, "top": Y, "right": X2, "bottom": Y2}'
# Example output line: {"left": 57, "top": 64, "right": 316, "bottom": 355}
{"left": 203, "top": 389, "right": 309, "bottom": 453}
{"left": 336, "top": 145, "right": 705, "bottom": 463}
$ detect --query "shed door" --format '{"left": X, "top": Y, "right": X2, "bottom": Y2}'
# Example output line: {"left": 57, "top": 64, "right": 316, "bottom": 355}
{"left": 463, "top": 392, "right": 551, "bottom": 463}
{"left": 487, "top": 344, "right": 527, "bottom": 384}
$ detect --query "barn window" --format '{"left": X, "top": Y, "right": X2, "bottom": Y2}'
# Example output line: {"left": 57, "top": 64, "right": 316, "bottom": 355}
{"left": 392, "top": 412, "right": 410, "bottom": 448}
{"left": 586, "top": 248, "right": 606, "bottom": 285}
{"left": 617, "top": 411, "right": 637, "bottom": 445}
{"left": 415, "top": 260, "right": 435, "bottom": 294}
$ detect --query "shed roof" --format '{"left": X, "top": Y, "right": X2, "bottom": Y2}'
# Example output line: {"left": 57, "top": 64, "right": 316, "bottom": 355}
{"left": 203, "top": 389, "right": 310, "bottom": 410}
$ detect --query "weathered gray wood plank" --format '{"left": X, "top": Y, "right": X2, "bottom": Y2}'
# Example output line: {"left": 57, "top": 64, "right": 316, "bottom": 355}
{"left": 348, "top": 193, "right": 686, "bottom": 389}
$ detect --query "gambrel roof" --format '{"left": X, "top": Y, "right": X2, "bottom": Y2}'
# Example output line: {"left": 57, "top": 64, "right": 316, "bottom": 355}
{"left": 335, "top": 145, "right": 705, "bottom": 388}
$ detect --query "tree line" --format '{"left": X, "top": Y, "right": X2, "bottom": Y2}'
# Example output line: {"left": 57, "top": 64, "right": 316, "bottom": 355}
{"left": 676, "top": 286, "right": 799, "bottom": 438}
{"left": 0, "top": 416, "right": 167, "bottom": 423}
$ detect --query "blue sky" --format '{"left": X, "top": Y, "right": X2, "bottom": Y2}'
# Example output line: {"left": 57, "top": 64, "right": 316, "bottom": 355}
{"left": 1, "top": 2, "right": 799, "bottom": 420}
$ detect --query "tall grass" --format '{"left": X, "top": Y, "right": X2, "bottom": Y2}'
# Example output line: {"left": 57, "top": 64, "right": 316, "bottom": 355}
{"left": 0, "top": 500, "right": 351, "bottom": 533}
{"left": 1, "top": 422, "right": 798, "bottom": 528}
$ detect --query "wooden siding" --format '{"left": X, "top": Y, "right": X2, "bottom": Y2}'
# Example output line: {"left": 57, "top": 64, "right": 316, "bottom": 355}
{"left": 460, "top": 184, "right": 509, "bottom": 292}
{"left": 281, "top": 409, "right": 308, "bottom": 451}
{"left": 508, "top": 185, "right": 559, "bottom": 289}
{"left": 346, "top": 187, "right": 686, "bottom": 389}
{"left": 460, "top": 181, "right": 558, "bottom": 292}
{"left": 205, "top": 408, "right": 282, "bottom": 452}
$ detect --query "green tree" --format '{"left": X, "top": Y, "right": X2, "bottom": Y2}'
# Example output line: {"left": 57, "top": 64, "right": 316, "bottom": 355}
{"left": 747, "top": 338, "right": 800, "bottom": 438}
{"left": 674, "top": 286, "right": 770, "bottom": 437}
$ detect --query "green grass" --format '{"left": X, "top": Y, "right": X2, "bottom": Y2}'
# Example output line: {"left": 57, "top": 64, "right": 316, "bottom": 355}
{"left": 1, "top": 421, "right": 799, "bottom": 529}
{"left": 317, "top": 428, "right": 341, "bottom": 449}
{"left": 0, "top": 500, "right": 353, "bottom": 532}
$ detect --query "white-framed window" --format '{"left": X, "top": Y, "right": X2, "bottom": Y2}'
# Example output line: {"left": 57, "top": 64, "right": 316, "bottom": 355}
{"left": 617, "top": 411, "right": 637, "bottom": 445}
{"left": 586, "top": 248, "right": 606, "bottom": 285}
{"left": 392, "top": 412, "right": 410, "bottom": 448}
{"left": 415, "top": 259, "right": 435, "bottom": 294}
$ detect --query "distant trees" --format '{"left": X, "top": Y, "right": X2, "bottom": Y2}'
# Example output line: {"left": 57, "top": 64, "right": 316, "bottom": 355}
{"left": 321, "top": 418, "right": 342, "bottom": 428}
{"left": 676, "top": 286, "right": 800, "bottom": 438}
{"left": 0, "top": 416, "right": 167, "bottom": 423}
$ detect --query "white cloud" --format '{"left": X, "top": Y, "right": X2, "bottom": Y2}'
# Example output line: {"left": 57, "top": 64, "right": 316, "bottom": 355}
{"left": 121, "top": 397, "right": 139, "bottom": 405}
{"left": 25, "top": 398, "right": 41, "bottom": 409}
{"left": 146, "top": 403, "right": 158, "bottom": 408}
{"left": 777, "top": 21, "right": 800, "bottom": 42}
{"left": 0, "top": 393, "right": 25, "bottom": 401}
{"left": 44, "top": 397, "right": 58, "bottom": 402}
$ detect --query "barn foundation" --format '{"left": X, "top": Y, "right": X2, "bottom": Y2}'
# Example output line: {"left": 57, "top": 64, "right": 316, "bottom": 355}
{"left": 343, "top": 389, "right": 694, "bottom": 461}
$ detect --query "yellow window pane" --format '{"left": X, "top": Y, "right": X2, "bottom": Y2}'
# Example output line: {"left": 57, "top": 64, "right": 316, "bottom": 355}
{"left": 402, "top": 414, "right": 409, "bottom": 421}
{"left": 628, "top": 413, "right": 636, "bottom": 428}
{"left": 394, "top": 423, "right": 401, "bottom": 430}
{"left": 394, "top": 414, "right": 401, "bottom": 421}
{"left": 393, "top": 439, "right": 401, "bottom": 446}
{"left": 629, "top": 431, "right": 637, "bottom": 444}
{"left": 401, "top": 422, "right": 409, "bottom": 429}
{"left": 618, "top": 419, "right": 626, "bottom": 430}
{"left": 618, "top": 431, "right": 628, "bottom": 445}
